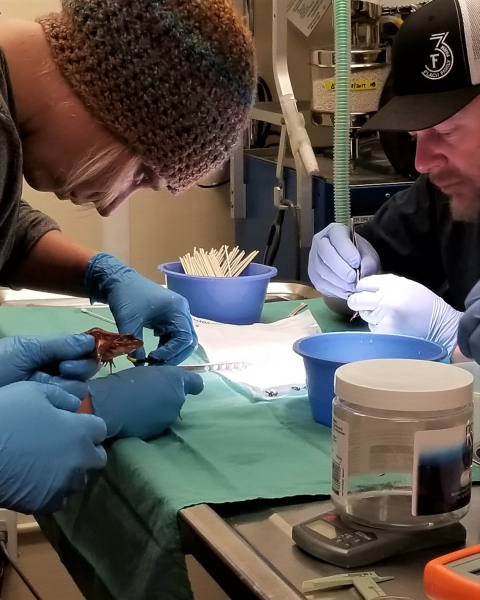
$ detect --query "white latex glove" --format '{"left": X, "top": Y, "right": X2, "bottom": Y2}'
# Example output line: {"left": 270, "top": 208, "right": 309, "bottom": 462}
{"left": 308, "top": 224, "right": 381, "bottom": 299}
{"left": 347, "top": 274, "right": 462, "bottom": 355}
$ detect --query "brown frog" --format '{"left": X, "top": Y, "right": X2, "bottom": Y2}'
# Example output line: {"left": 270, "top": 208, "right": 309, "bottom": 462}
{"left": 85, "top": 328, "right": 143, "bottom": 371}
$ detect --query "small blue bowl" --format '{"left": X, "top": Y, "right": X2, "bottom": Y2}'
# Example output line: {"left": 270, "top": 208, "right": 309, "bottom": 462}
{"left": 158, "top": 262, "right": 277, "bottom": 325}
{"left": 293, "top": 332, "right": 448, "bottom": 427}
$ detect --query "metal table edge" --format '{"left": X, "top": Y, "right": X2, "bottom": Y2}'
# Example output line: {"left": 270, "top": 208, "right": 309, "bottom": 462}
{"left": 179, "top": 504, "right": 305, "bottom": 600}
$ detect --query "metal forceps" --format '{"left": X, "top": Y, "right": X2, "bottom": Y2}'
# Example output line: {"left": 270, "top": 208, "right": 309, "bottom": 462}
{"left": 127, "top": 355, "right": 248, "bottom": 373}
{"left": 349, "top": 218, "right": 361, "bottom": 321}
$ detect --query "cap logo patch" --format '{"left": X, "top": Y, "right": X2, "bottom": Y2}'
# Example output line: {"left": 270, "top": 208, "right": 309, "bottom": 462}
{"left": 422, "top": 33, "right": 454, "bottom": 80}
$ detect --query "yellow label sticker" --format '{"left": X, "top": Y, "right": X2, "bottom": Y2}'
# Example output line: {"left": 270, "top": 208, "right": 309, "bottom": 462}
{"left": 324, "top": 79, "right": 379, "bottom": 91}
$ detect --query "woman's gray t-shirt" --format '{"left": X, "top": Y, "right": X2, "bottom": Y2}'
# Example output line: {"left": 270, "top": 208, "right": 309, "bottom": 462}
{"left": 0, "top": 50, "right": 59, "bottom": 287}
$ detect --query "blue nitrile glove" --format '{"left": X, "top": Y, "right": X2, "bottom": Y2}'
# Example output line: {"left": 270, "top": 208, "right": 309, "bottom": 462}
{"left": 0, "top": 381, "right": 107, "bottom": 514}
{"left": 85, "top": 253, "right": 198, "bottom": 365}
{"left": 308, "top": 223, "right": 381, "bottom": 299}
{"left": 458, "top": 280, "right": 480, "bottom": 362}
{"left": 348, "top": 274, "right": 462, "bottom": 355}
{"left": 0, "top": 333, "right": 99, "bottom": 398}
{"left": 87, "top": 365, "right": 204, "bottom": 439}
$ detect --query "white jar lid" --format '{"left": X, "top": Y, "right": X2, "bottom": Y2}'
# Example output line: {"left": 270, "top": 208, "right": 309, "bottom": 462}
{"left": 334, "top": 359, "right": 473, "bottom": 411}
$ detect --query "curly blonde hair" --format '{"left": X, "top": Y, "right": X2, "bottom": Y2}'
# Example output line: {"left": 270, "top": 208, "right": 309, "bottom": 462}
{"left": 61, "top": 145, "right": 141, "bottom": 212}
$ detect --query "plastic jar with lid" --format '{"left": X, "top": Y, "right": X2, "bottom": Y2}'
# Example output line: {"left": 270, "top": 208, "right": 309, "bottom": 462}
{"left": 332, "top": 359, "right": 474, "bottom": 531}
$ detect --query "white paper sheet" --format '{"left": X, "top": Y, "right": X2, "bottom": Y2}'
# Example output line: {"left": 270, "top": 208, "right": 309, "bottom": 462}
{"left": 193, "top": 311, "right": 321, "bottom": 398}
{"left": 287, "top": 0, "right": 331, "bottom": 37}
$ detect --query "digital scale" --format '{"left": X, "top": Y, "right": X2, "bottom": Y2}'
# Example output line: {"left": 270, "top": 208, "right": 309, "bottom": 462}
{"left": 292, "top": 511, "right": 467, "bottom": 569}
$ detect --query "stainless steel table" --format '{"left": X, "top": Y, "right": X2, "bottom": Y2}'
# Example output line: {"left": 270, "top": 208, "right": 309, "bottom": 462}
{"left": 179, "top": 487, "right": 480, "bottom": 600}
{"left": 8, "top": 292, "right": 476, "bottom": 600}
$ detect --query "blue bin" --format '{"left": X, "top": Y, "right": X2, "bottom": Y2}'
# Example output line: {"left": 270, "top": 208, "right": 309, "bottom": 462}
{"left": 293, "top": 332, "right": 448, "bottom": 427}
{"left": 158, "top": 262, "right": 277, "bottom": 325}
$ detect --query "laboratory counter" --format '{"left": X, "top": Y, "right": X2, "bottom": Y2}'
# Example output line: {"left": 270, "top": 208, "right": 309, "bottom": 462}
{"left": 179, "top": 489, "right": 480, "bottom": 600}
{"left": 0, "top": 299, "right": 476, "bottom": 600}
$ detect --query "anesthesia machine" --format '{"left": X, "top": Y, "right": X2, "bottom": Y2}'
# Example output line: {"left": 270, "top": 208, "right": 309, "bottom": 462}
{"left": 232, "top": 1, "right": 430, "bottom": 282}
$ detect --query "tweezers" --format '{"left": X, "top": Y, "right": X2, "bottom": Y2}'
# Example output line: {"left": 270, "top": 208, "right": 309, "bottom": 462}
{"left": 349, "top": 219, "right": 361, "bottom": 321}
{"left": 127, "top": 356, "right": 248, "bottom": 372}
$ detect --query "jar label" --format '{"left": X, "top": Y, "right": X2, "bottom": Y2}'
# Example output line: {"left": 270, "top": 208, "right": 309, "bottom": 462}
{"left": 412, "top": 423, "right": 473, "bottom": 516}
{"left": 332, "top": 416, "right": 349, "bottom": 498}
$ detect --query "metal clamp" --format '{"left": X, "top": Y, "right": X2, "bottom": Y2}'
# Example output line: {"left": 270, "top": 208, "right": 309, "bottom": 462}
{"left": 274, "top": 123, "right": 289, "bottom": 210}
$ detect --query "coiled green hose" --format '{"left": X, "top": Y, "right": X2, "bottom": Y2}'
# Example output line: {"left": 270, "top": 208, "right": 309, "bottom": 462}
{"left": 333, "top": 0, "right": 352, "bottom": 225}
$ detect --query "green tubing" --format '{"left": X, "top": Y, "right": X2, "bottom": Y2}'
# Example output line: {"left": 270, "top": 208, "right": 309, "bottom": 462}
{"left": 333, "top": 0, "right": 352, "bottom": 225}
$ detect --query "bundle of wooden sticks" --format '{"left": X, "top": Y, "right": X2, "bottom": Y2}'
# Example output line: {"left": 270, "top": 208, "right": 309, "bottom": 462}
{"left": 179, "top": 246, "right": 259, "bottom": 277}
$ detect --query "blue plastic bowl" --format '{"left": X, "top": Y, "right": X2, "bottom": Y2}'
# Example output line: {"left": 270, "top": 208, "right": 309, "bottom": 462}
{"left": 293, "top": 332, "right": 448, "bottom": 427}
{"left": 158, "top": 262, "right": 277, "bottom": 325}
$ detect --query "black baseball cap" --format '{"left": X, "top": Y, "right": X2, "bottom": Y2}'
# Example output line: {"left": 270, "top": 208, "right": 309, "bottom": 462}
{"left": 362, "top": 0, "right": 480, "bottom": 132}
